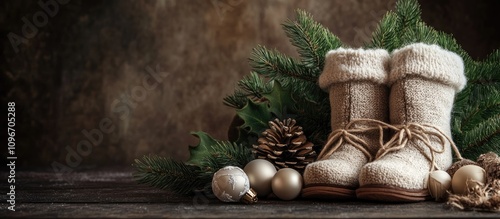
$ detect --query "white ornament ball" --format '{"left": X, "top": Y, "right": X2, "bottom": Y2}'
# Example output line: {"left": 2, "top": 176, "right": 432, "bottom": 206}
{"left": 244, "top": 159, "right": 277, "bottom": 197}
{"left": 428, "top": 170, "right": 452, "bottom": 200}
{"left": 212, "top": 166, "right": 250, "bottom": 202}
{"left": 451, "top": 165, "right": 486, "bottom": 195}
{"left": 271, "top": 168, "right": 303, "bottom": 200}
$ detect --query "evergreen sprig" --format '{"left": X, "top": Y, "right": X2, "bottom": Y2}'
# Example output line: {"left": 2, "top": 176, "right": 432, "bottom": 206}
{"left": 133, "top": 155, "right": 205, "bottom": 195}
{"left": 133, "top": 135, "right": 252, "bottom": 195}
{"left": 223, "top": 72, "right": 273, "bottom": 109}
{"left": 282, "top": 10, "right": 342, "bottom": 70}
{"left": 368, "top": 11, "right": 399, "bottom": 50}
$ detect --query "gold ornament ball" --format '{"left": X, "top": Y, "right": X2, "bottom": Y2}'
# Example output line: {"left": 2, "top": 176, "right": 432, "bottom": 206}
{"left": 244, "top": 159, "right": 277, "bottom": 197}
{"left": 271, "top": 168, "right": 303, "bottom": 200}
{"left": 212, "top": 166, "right": 251, "bottom": 202}
{"left": 451, "top": 165, "right": 486, "bottom": 195}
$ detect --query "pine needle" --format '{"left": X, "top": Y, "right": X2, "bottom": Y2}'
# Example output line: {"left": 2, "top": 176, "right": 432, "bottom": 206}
{"left": 133, "top": 155, "right": 206, "bottom": 195}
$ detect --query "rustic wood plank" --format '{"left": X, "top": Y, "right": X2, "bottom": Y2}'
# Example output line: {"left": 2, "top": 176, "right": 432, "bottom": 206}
{"left": 2, "top": 202, "right": 500, "bottom": 218}
{"left": 1, "top": 167, "right": 499, "bottom": 218}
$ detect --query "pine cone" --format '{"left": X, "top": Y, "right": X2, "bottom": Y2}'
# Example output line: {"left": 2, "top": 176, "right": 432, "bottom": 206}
{"left": 252, "top": 118, "right": 316, "bottom": 172}
{"left": 477, "top": 152, "right": 500, "bottom": 184}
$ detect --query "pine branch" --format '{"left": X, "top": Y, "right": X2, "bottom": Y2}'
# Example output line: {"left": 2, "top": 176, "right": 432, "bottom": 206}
{"left": 469, "top": 62, "right": 500, "bottom": 85}
{"left": 205, "top": 141, "right": 254, "bottom": 169}
{"left": 191, "top": 141, "right": 253, "bottom": 193}
{"left": 249, "top": 45, "right": 327, "bottom": 104}
{"left": 223, "top": 72, "right": 273, "bottom": 109}
{"left": 452, "top": 47, "right": 500, "bottom": 159}
{"left": 452, "top": 92, "right": 500, "bottom": 156}
{"left": 223, "top": 90, "right": 248, "bottom": 109}
{"left": 400, "top": 21, "right": 438, "bottom": 45}
{"left": 133, "top": 155, "right": 205, "bottom": 195}
{"left": 395, "top": 0, "right": 421, "bottom": 28}
{"left": 454, "top": 92, "right": 500, "bottom": 131}
{"left": 283, "top": 9, "right": 342, "bottom": 71}
{"left": 368, "top": 0, "right": 423, "bottom": 51}
{"left": 134, "top": 134, "right": 253, "bottom": 195}
{"left": 238, "top": 72, "right": 273, "bottom": 98}
{"left": 485, "top": 49, "right": 500, "bottom": 64}
{"left": 457, "top": 62, "right": 500, "bottom": 108}
{"left": 249, "top": 45, "right": 317, "bottom": 82}
{"left": 368, "top": 11, "right": 399, "bottom": 50}
{"left": 435, "top": 30, "right": 470, "bottom": 60}
{"left": 459, "top": 115, "right": 500, "bottom": 159}
{"left": 395, "top": 0, "right": 421, "bottom": 45}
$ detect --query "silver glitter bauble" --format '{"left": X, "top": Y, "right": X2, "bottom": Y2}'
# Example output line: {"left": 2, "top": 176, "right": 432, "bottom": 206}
{"left": 212, "top": 166, "right": 257, "bottom": 203}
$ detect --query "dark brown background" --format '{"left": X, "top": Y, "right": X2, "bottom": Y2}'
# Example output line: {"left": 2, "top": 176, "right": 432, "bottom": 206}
{"left": 1, "top": 0, "right": 499, "bottom": 168}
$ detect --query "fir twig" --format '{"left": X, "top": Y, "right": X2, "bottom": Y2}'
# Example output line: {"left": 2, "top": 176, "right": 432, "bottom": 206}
{"left": 368, "top": 12, "right": 399, "bottom": 50}
{"left": 283, "top": 9, "right": 342, "bottom": 70}
{"left": 133, "top": 155, "right": 205, "bottom": 195}
{"left": 223, "top": 72, "right": 273, "bottom": 109}
{"left": 249, "top": 45, "right": 317, "bottom": 82}
{"left": 459, "top": 115, "right": 500, "bottom": 159}
{"left": 133, "top": 139, "right": 253, "bottom": 195}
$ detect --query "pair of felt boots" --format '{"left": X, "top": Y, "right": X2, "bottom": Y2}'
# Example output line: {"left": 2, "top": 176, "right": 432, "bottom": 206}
{"left": 302, "top": 43, "right": 466, "bottom": 202}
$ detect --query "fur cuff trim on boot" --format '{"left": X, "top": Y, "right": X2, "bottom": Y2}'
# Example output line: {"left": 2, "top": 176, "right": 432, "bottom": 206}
{"left": 319, "top": 48, "right": 390, "bottom": 90}
{"left": 389, "top": 43, "right": 466, "bottom": 92}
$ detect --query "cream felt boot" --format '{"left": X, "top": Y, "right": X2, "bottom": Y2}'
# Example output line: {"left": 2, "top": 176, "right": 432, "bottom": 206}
{"left": 302, "top": 48, "right": 390, "bottom": 199}
{"left": 357, "top": 43, "right": 466, "bottom": 202}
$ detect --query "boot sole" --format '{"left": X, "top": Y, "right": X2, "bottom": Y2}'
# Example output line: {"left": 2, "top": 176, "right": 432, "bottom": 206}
{"left": 302, "top": 185, "right": 356, "bottom": 200}
{"left": 356, "top": 185, "right": 430, "bottom": 202}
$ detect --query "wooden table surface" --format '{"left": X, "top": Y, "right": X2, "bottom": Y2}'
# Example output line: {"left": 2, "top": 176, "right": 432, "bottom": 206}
{"left": 1, "top": 167, "right": 499, "bottom": 218}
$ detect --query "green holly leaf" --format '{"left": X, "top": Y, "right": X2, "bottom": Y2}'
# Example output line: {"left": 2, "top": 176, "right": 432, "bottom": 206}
{"left": 236, "top": 100, "right": 272, "bottom": 136}
{"left": 227, "top": 115, "right": 256, "bottom": 147}
{"left": 263, "top": 82, "right": 295, "bottom": 118}
{"left": 236, "top": 82, "right": 297, "bottom": 137}
{"left": 186, "top": 131, "right": 218, "bottom": 166}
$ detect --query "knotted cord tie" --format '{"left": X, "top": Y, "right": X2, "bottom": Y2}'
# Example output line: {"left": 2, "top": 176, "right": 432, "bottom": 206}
{"left": 317, "top": 119, "right": 385, "bottom": 162}
{"left": 376, "top": 122, "right": 463, "bottom": 171}
{"left": 317, "top": 119, "right": 463, "bottom": 171}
